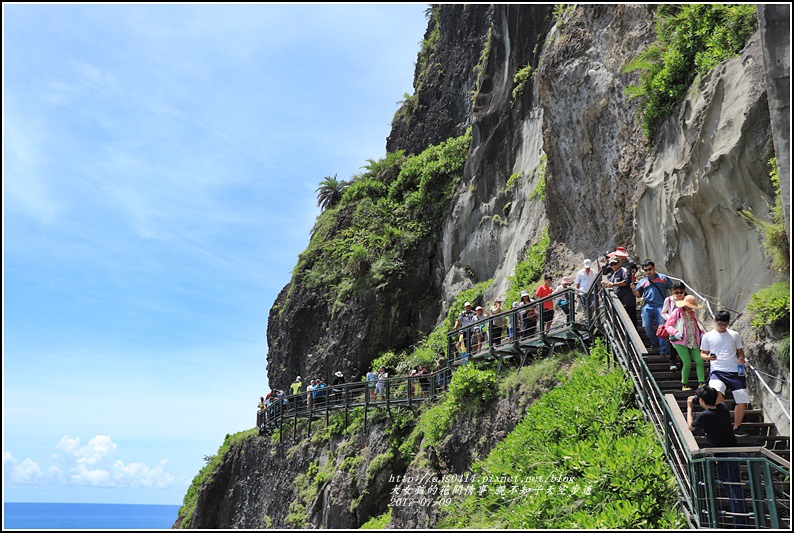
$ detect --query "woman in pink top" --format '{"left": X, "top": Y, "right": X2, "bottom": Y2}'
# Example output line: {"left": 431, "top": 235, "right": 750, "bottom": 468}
{"left": 664, "top": 295, "right": 706, "bottom": 390}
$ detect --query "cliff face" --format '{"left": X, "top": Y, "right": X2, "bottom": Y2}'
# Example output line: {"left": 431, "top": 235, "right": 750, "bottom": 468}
{"left": 186, "top": 4, "right": 788, "bottom": 529}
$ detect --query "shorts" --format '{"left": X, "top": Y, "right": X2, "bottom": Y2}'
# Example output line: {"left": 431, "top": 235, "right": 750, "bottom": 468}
{"left": 542, "top": 308, "right": 554, "bottom": 324}
{"left": 709, "top": 370, "right": 750, "bottom": 404}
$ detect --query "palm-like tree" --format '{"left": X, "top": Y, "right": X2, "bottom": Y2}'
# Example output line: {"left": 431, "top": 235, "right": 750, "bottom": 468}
{"left": 316, "top": 174, "right": 346, "bottom": 211}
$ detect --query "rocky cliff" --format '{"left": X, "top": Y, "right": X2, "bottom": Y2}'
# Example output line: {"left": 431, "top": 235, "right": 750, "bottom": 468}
{"left": 181, "top": 4, "right": 789, "bottom": 529}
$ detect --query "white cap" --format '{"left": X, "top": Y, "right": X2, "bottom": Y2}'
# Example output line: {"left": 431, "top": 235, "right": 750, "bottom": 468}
{"left": 583, "top": 259, "right": 592, "bottom": 268}
{"left": 464, "top": 301, "right": 472, "bottom": 307}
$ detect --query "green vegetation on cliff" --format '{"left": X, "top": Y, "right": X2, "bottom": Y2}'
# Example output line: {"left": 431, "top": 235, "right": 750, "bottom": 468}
{"left": 177, "top": 428, "right": 257, "bottom": 528}
{"left": 292, "top": 131, "right": 471, "bottom": 314}
{"left": 624, "top": 4, "right": 758, "bottom": 138}
{"left": 741, "top": 158, "right": 789, "bottom": 273}
{"left": 437, "top": 341, "right": 685, "bottom": 528}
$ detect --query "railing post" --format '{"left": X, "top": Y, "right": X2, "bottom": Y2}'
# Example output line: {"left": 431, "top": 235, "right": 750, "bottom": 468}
{"left": 762, "top": 461, "right": 780, "bottom": 528}
{"left": 293, "top": 397, "right": 298, "bottom": 443}
{"left": 307, "top": 395, "right": 313, "bottom": 441}
{"left": 344, "top": 385, "right": 349, "bottom": 429}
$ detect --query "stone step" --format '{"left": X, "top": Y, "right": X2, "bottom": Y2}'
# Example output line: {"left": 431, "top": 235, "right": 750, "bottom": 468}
{"left": 694, "top": 434, "right": 790, "bottom": 450}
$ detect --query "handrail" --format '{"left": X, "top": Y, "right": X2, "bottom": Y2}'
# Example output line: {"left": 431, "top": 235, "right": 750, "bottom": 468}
{"left": 446, "top": 286, "right": 596, "bottom": 367}
{"left": 256, "top": 366, "right": 453, "bottom": 439}
{"left": 257, "top": 276, "right": 789, "bottom": 528}
{"left": 748, "top": 364, "right": 792, "bottom": 422}
{"left": 667, "top": 275, "right": 718, "bottom": 320}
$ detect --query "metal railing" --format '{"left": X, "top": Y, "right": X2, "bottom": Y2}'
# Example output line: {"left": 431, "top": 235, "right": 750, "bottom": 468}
{"left": 445, "top": 283, "right": 604, "bottom": 370}
{"left": 599, "top": 286, "right": 791, "bottom": 529}
{"left": 256, "top": 366, "right": 453, "bottom": 441}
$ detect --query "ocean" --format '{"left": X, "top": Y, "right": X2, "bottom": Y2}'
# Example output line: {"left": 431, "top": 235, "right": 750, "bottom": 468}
{"left": 3, "top": 502, "right": 181, "bottom": 530}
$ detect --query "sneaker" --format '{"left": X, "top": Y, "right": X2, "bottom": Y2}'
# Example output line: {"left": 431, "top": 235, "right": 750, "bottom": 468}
{"left": 698, "top": 383, "right": 707, "bottom": 389}
{"left": 733, "top": 428, "right": 748, "bottom": 437}
{"left": 682, "top": 385, "right": 693, "bottom": 391}
{"left": 669, "top": 364, "right": 678, "bottom": 371}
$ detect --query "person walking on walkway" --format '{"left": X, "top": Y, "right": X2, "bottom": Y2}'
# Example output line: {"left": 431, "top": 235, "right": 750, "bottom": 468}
{"left": 662, "top": 282, "right": 688, "bottom": 371}
{"left": 489, "top": 298, "right": 506, "bottom": 346}
{"left": 633, "top": 260, "right": 673, "bottom": 354}
{"left": 574, "top": 259, "right": 599, "bottom": 312}
{"left": 700, "top": 311, "right": 750, "bottom": 437}
{"left": 366, "top": 368, "right": 377, "bottom": 402}
{"left": 552, "top": 276, "right": 573, "bottom": 322}
{"left": 453, "top": 302, "right": 477, "bottom": 357}
{"left": 535, "top": 275, "right": 555, "bottom": 332}
{"left": 602, "top": 257, "right": 637, "bottom": 329}
{"left": 687, "top": 386, "right": 748, "bottom": 527}
{"left": 664, "top": 295, "right": 706, "bottom": 390}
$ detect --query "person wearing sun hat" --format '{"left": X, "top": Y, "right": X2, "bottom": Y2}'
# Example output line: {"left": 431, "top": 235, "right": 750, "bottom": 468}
{"left": 453, "top": 301, "right": 477, "bottom": 357}
{"left": 518, "top": 290, "right": 538, "bottom": 338}
{"left": 663, "top": 294, "right": 706, "bottom": 390}
{"left": 603, "top": 256, "right": 637, "bottom": 328}
{"left": 489, "top": 297, "right": 506, "bottom": 346}
{"left": 332, "top": 371, "right": 345, "bottom": 404}
{"left": 574, "top": 259, "right": 599, "bottom": 312}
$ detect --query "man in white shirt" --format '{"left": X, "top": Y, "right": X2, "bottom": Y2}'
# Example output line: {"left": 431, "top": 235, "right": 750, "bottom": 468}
{"left": 700, "top": 310, "right": 749, "bottom": 436}
{"left": 574, "top": 259, "right": 599, "bottom": 312}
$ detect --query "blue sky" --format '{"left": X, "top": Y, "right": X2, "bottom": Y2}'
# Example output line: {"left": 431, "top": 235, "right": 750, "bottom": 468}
{"left": 3, "top": 3, "right": 429, "bottom": 505}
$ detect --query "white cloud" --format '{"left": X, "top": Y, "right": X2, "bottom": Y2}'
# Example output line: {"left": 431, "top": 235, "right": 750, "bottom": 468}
{"left": 4, "top": 452, "right": 46, "bottom": 484}
{"left": 6, "top": 435, "right": 174, "bottom": 489}
{"left": 3, "top": 120, "right": 66, "bottom": 225}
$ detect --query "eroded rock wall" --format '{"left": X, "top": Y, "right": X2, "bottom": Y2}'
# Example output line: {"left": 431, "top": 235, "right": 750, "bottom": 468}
{"left": 635, "top": 33, "right": 776, "bottom": 311}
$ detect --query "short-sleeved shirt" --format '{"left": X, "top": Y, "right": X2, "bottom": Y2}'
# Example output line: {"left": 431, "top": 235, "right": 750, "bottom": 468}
{"left": 457, "top": 310, "right": 477, "bottom": 327}
{"left": 535, "top": 285, "right": 554, "bottom": 310}
{"left": 691, "top": 404, "right": 738, "bottom": 447}
{"left": 608, "top": 266, "right": 636, "bottom": 306}
{"left": 635, "top": 273, "right": 673, "bottom": 306}
{"left": 574, "top": 268, "right": 599, "bottom": 293}
{"left": 701, "top": 329, "right": 743, "bottom": 373}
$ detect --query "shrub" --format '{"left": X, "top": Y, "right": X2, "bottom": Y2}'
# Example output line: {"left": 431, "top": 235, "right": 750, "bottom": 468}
{"left": 528, "top": 154, "right": 547, "bottom": 203}
{"left": 624, "top": 4, "right": 758, "bottom": 139}
{"left": 740, "top": 158, "right": 789, "bottom": 272}
{"left": 360, "top": 508, "right": 392, "bottom": 529}
{"left": 437, "top": 354, "right": 684, "bottom": 528}
{"left": 503, "top": 228, "right": 550, "bottom": 306}
{"left": 290, "top": 132, "right": 471, "bottom": 314}
{"left": 747, "top": 282, "right": 791, "bottom": 330}
{"left": 447, "top": 364, "right": 498, "bottom": 410}
{"left": 178, "top": 429, "right": 257, "bottom": 527}
{"left": 511, "top": 64, "right": 533, "bottom": 106}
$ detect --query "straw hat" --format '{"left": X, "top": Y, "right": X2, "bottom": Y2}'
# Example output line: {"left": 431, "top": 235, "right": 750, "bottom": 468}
{"left": 676, "top": 295, "right": 702, "bottom": 309}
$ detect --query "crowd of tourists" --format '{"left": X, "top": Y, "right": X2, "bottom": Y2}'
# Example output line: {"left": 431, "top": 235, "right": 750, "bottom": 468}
{"left": 447, "top": 246, "right": 750, "bottom": 439}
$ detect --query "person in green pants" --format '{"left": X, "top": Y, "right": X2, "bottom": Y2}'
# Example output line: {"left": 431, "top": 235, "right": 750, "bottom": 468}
{"left": 664, "top": 295, "right": 706, "bottom": 390}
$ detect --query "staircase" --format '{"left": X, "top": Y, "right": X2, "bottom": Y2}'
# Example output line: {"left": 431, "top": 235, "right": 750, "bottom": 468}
{"left": 635, "top": 315, "right": 790, "bottom": 461}
{"left": 613, "top": 304, "right": 791, "bottom": 528}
